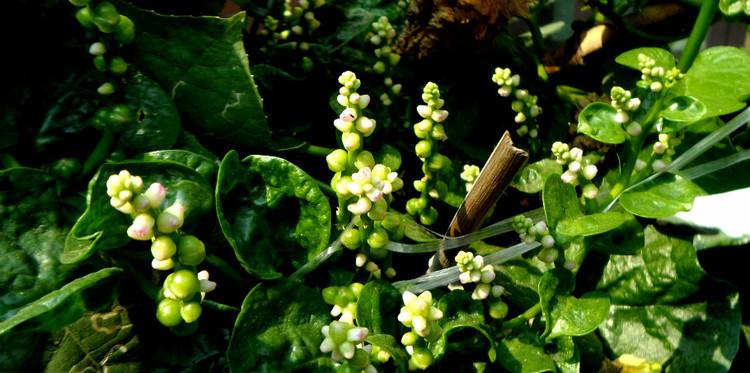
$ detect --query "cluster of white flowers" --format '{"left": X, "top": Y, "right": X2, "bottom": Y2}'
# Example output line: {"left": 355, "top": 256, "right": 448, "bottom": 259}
{"left": 454, "top": 251, "right": 502, "bottom": 300}
{"left": 398, "top": 291, "right": 443, "bottom": 369}
{"left": 638, "top": 53, "right": 683, "bottom": 92}
{"left": 320, "top": 321, "right": 376, "bottom": 371}
{"left": 492, "top": 67, "right": 542, "bottom": 138}
{"left": 459, "top": 164, "right": 480, "bottom": 193}
{"left": 551, "top": 142, "right": 599, "bottom": 199}
{"left": 512, "top": 215, "right": 558, "bottom": 263}
{"left": 650, "top": 133, "right": 682, "bottom": 171}
{"left": 368, "top": 16, "right": 402, "bottom": 105}
{"left": 610, "top": 86, "right": 643, "bottom": 136}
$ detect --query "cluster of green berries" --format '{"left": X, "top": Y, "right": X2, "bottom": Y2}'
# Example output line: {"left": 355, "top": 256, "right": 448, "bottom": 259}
{"left": 368, "top": 16, "right": 402, "bottom": 106}
{"left": 406, "top": 82, "right": 451, "bottom": 226}
{"left": 70, "top": 0, "right": 133, "bottom": 95}
{"left": 323, "top": 283, "right": 363, "bottom": 324}
{"left": 492, "top": 67, "right": 542, "bottom": 138}
{"left": 106, "top": 170, "right": 215, "bottom": 327}
{"left": 261, "top": 0, "right": 325, "bottom": 71}
{"left": 397, "top": 291, "right": 443, "bottom": 370}
{"left": 459, "top": 164, "right": 480, "bottom": 193}
{"left": 637, "top": 53, "right": 683, "bottom": 92}
{"left": 551, "top": 142, "right": 599, "bottom": 199}
{"left": 610, "top": 86, "right": 644, "bottom": 137}
{"left": 319, "top": 321, "right": 376, "bottom": 371}
{"left": 512, "top": 215, "right": 557, "bottom": 263}
{"left": 328, "top": 72, "right": 405, "bottom": 268}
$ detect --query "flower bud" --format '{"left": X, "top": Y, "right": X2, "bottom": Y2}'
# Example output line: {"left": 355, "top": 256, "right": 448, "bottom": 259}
{"left": 178, "top": 235, "right": 206, "bottom": 265}
{"left": 614, "top": 110, "right": 630, "bottom": 124}
{"left": 355, "top": 253, "right": 368, "bottom": 267}
{"left": 489, "top": 300, "right": 509, "bottom": 319}
{"left": 144, "top": 183, "right": 166, "bottom": 208}
{"left": 197, "top": 270, "right": 217, "bottom": 293}
{"left": 582, "top": 183, "right": 599, "bottom": 199}
{"left": 416, "top": 105, "right": 432, "bottom": 118}
{"left": 151, "top": 258, "right": 174, "bottom": 271}
{"left": 342, "top": 132, "right": 361, "bottom": 151}
{"left": 156, "top": 298, "right": 182, "bottom": 327}
{"left": 180, "top": 302, "right": 202, "bottom": 323}
{"left": 391, "top": 84, "right": 402, "bottom": 95}
{"left": 415, "top": 140, "right": 432, "bottom": 158}
{"left": 582, "top": 164, "right": 598, "bottom": 180}
{"left": 89, "top": 42, "right": 107, "bottom": 56}
{"left": 326, "top": 149, "right": 349, "bottom": 172}
{"left": 114, "top": 15, "right": 135, "bottom": 44}
{"left": 415, "top": 119, "right": 432, "bottom": 133}
{"left": 340, "top": 108, "right": 357, "bottom": 122}
{"left": 431, "top": 124, "right": 447, "bottom": 140}
{"left": 410, "top": 348, "right": 434, "bottom": 370}
{"left": 127, "top": 213, "right": 155, "bottom": 241}
{"left": 341, "top": 228, "right": 361, "bottom": 250}
{"left": 541, "top": 235, "right": 556, "bottom": 248}
{"left": 626, "top": 121, "right": 642, "bottom": 136}
{"left": 358, "top": 94, "right": 371, "bottom": 109}
{"left": 151, "top": 236, "right": 177, "bottom": 260}
{"left": 333, "top": 118, "right": 353, "bottom": 132}
{"left": 431, "top": 110, "right": 449, "bottom": 123}
{"left": 367, "top": 228, "right": 389, "bottom": 249}
{"left": 347, "top": 197, "right": 372, "bottom": 215}
{"left": 157, "top": 202, "right": 186, "bottom": 233}
{"left": 355, "top": 117, "right": 376, "bottom": 137}
{"left": 75, "top": 7, "right": 95, "bottom": 28}
{"left": 98, "top": 82, "right": 115, "bottom": 95}
{"left": 472, "top": 283, "right": 491, "bottom": 300}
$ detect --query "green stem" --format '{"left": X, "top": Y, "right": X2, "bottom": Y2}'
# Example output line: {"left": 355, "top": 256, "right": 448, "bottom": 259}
{"left": 314, "top": 178, "right": 336, "bottom": 197}
{"left": 0, "top": 153, "right": 21, "bottom": 169}
{"left": 82, "top": 129, "right": 115, "bottom": 176}
{"left": 205, "top": 254, "right": 248, "bottom": 286}
{"left": 525, "top": 17, "right": 550, "bottom": 82}
{"left": 202, "top": 300, "right": 240, "bottom": 313}
{"left": 678, "top": 0, "right": 718, "bottom": 72}
{"left": 501, "top": 303, "right": 541, "bottom": 332}
{"left": 300, "top": 143, "right": 335, "bottom": 157}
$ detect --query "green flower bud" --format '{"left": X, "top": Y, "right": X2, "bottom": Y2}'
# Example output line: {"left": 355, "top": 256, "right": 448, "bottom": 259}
{"left": 341, "top": 228, "right": 361, "bottom": 250}
{"left": 389, "top": 53, "right": 401, "bottom": 66}
{"left": 410, "top": 348, "right": 434, "bottom": 370}
{"left": 127, "top": 213, "right": 155, "bottom": 241}
{"left": 301, "top": 56, "right": 314, "bottom": 73}
{"left": 178, "top": 235, "right": 206, "bottom": 266}
{"left": 401, "top": 331, "right": 418, "bottom": 346}
{"left": 430, "top": 124, "right": 447, "bottom": 141}
{"left": 156, "top": 298, "right": 183, "bottom": 327}
{"left": 326, "top": 149, "right": 348, "bottom": 172}
{"left": 367, "top": 228, "right": 389, "bottom": 249}
{"left": 342, "top": 132, "right": 361, "bottom": 152}
{"left": 157, "top": 202, "right": 186, "bottom": 233}
{"left": 427, "top": 154, "right": 450, "bottom": 171}
{"left": 180, "top": 302, "right": 202, "bottom": 323}
{"left": 151, "top": 236, "right": 177, "bottom": 260}
{"left": 69, "top": 0, "right": 90, "bottom": 7}
{"left": 75, "top": 7, "right": 95, "bottom": 28}
{"left": 151, "top": 258, "right": 174, "bottom": 271}
{"left": 93, "top": 56, "right": 107, "bottom": 72}
{"left": 89, "top": 42, "right": 106, "bottom": 56}
{"left": 381, "top": 212, "right": 402, "bottom": 233}
{"left": 109, "top": 57, "right": 128, "bottom": 75}
{"left": 97, "top": 82, "right": 115, "bottom": 96}
{"left": 108, "top": 104, "right": 132, "bottom": 127}
{"left": 354, "top": 151, "right": 375, "bottom": 170}
{"left": 415, "top": 140, "right": 432, "bottom": 158}
{"left": 373, "top": 61, "right": 386, "bottom": 74}
{"left": 322, "top": 287, "right": 339, "bottom": 304}
{"left": 419, "top": 207, "right": 438, "bottom": 226}
{"left": 166, "top": 270, "right": 201, "bottom": 300}
{"left": 350, "top": 348, "right": 371, "bottom": 370}
{"left": 405, "top": 198, "right": 421, "bottom": 215}
{"left": 92, "top": 2, "right": 121, "bottom": 33}
{"left": 489, "top": 300, "right": 509, "bottom": 319}
{"left": 114, "top": 15, "right": 135, "bottom": 44}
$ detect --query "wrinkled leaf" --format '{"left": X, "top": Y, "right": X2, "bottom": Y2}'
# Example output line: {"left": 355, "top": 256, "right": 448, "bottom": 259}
{"left": 356, "top": 280, "right": 401, "bottom": 336}
{"left": 497, "top": 328, "right": 556, "bottom": 373}
{"left": 494, "top": 258, "right": 552, "bottom": 309}
{"left": 539, "top": 269, "right": 610, "bottom": 340}
{"left": 227, "top": 279, "right": 329, "bottom": 372}
{"left": 121, "top": 3, "right": 270, "bottom": 148}
{"left": 120, "top": 72, "right": 181, "bottom": 153}
{"left": 679, "top": 47, "right": 750, "bottom": 119}
{"left": 138, "top": 149, "right": 219, "bottom": 179}
{"left": 556, "top": 211, "right": 630, "bottom": 237}
{"left": 620, "top": 174, "right": 704, "bottom": 219}
{"left": 577, "top": 103, "right": 628, "bottom": 145}
{"left": 216, "top": 151, "right": 331, "bottom": 279}
{"left": 432, "top": 291, "right": 496, "bottom": 362}
{"left": 616, "top": 48, "right": 675, "bottom": 70}
{"left": 0, "top": 268, "right": 122, "bottom": 335}
{"left": 512, "top": 159, "right": 563, "bottom": 194}
{"left": 584, "top": 214, "right": 644, "bottom": 255}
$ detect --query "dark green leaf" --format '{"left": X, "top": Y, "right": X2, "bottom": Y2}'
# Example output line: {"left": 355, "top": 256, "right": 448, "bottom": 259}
{"left": 138, "top": 150, "right": 219, "bottom": 179}
{"left": 120, "top": 3, "right": 271, "bottom": 148}
{"left": 556, "top": 212, "right": 630, "bottom": 237}
{"left": 551, "top": 336, "right": 580, "bottom": 373}
{"left": 356, "top": 280, "right": 401, "bottom": 336}
{"left": 0, "top": 332, "right": 42, "bottom": 371}
{"left": 597, "top": 226, "right": 706, "bottom": 305}
{"left": 620, "top": 174, "right": 705, "bottom": 219}
{"left": 585, "top": 214, "right": 644, "bottom": 255}
{"left": 63, "top": 161, "right": 213, "bottom": 263}
{"left": 543, "top": 175, "right": 582, "bottom": 238}
{"left": 0, "top": 268, "right": 122, "bottom": 335}
{"left": 120, "top": 72, "right": 181, "bottom": 153}
{"left": 494, "top": 258, "right": 552, "bottom": 309}
{"left": 512, "top": 159, "right": 563, "bottom": 194}
{"left": 577, "top": 103, "right": 627, "bottom": 145}
{"left": 227, "top": 279, "right": 329, "bottom": 372}
{"left": 660, "top": 96, "right": 706, "bottom": 125}
{"left": 365, "top": 334, "right": 409, "bottom": 372}
{"left": 679, "top": 47, "right": 750, "bottom": 119}
{"left": 497, "top": 328, "right": 556, "bottom": 373}
{"left": 616, "top": 48, "right": 675, "bottom": 70}
{"left": 599, "top": 293, "right": 740, "bottom": 372}
{"left": 432, "top": 291, "right": 496, "bottom": 362}
{"left": 215, "top": 151, "right": 331, "bottom": 279}
{"left": 539, "top": 269, "right": 609, "bottom": 340}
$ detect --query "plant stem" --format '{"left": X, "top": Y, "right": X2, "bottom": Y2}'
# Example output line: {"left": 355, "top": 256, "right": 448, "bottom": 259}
{"left": 202, "top": 300, "right": 240, "bottom": 313}
{"left": 205, "top": 254, "right": 248, "bottom": 286}
{"left": 501, "top": 303, "right": 541, "bottom": 332}
{"left": 301, "top": 143, "right": 335, "bottom": 157}
{"left": 314, "top": 178, "right": 336, "bottom": 197}
{"left": 678, "top": 0, "right": 718, "bottom": 72}
{"left": 82, "top": 129, "right": 115, "bottom": 176}
{"left": 0, "top": 153, "right": 21, "bottom": 169}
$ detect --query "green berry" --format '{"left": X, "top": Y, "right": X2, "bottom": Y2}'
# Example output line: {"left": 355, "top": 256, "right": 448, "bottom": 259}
{"left": 114, "top": 15, "right": 135, "bottom": 44}
{"left": 410, "top": 348, "right": 434, "bottom": 370}
{"left": 381, "top": 212, "right": 402, "bottom": 233}
{"left": 405, "top": 198, "right": 421, "bottom": 215}
{"left": 326, "top": 149, "right": 348, "bottom": 172}
{"left": 350, "top": 348, "right": 370, "bottom": 370}
{"left": 178, "top": 235, "right": 206, "bottom": 266}
{"left": 400, "top": 331, "right": 418, "bottom": 346}
{"left": 341, "top": 228, "right": 361, "bottom": 250}
{"left": 109, "top": 104, "right": 132, "bottom": 128}
{"left": 156, "top": 298, "right": 183, "bottom": 327}
{"left": 373, "top": 61, "right": 386, "bottom": 74}
{"left": 75, "top": 7, "right": 95, "bottom": 28}
{"left": 427, "top": 154, "right": 449, "bottom": 171}
{"left": 180, "top": 302, "right": 202, "bottom": 323}
{"left": 367, "top": 228, "right": 389, "bottom": 249}
{"left": 419, "top": 207, "right": 438, "bottom": 226}
{"left": 93, "top": 56, "right": 107, "bottom": 72}
{"left": 97, "top": 82, "right": 115, "bottom": 96}
{"left": 489, "top": 300, "right": 509, "bottom": 319}
{"left": 151, "top": 236, "right": 177, "bottom": 260}
{"left": 415, "top": 140, "right": 432, "bottom": 158}
{"left": 166, "top": 270, "right": 201, "bottom": 300}
{"left": 92, "top": 1, "right": 121, "bottom": 33}
{"left": 322, "top": 286, "right": 339, "bottom": 304}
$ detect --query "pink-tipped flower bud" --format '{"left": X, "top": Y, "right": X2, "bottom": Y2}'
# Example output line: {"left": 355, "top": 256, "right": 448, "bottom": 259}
{"left": 157, "top": 202, "right": 186, "bottom": 233}
{"left": 144, "top": 182, "right": 166, "bottom": 208}
{"left": 127, "top": 213, "right": 155, "bottom": 241}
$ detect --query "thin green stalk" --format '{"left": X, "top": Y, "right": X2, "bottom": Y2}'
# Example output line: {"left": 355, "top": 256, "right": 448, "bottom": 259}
{"left": 678, "top": 0, "right": 719, "bottom": 72}
{"left": 203, "top": 300, "right": 240, "bottom": 313}
{"left": 0, "top": 153, "right": 21, "bottom": 169}
{"left": 205, "top": 254, "right": 249, "bottom": 286}
{"left": 314, "top": 178, "right": 336, "bottom": 197}
{"left": 300, "top": 143, "right": 335, "bottom": 157}
{"left": 501, "top": 304, "right": 541, "bottom": 333}
{"left": 82, "top": 129, "right": 115, "bottom": 176}
{"left": 525, "top": 17, "right": 550, "bottom": 82}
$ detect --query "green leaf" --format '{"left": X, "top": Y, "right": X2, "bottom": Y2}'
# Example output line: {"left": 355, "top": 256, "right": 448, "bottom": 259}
{"left": 550, "top": 336, "right": 580, "bottom": 373}
{"left": 512, "top": 159, "right": 563, "bottom": 194}
{"left": 376, "top": 144, "right": 402, "bottom": 171}
{"left": 680, "top": 47, "right": 750, "bottom": 119}
{"left": 227, "top": 279, "right": 329, "bottom": 372}
{"left": 119, "top": 72, "right": 181, "bottom": 153}
{"left": 432, "top": 291, "right": 496, "bottom": 362}
{"left": 577, "top": 103, "right": 628, "bottom": 144}
{"left": 0, "top": 268, "right": 122, "bottom": 335}
{"left": 215, "top": 151, "right": 331, "bottom": 279}
{"left": 620, "top": 174, "right": 704, "bottom": 219}
{"left": 63, "top": 160, "right": 213, "bottom": 263}
{"left": 494, "top": 258, "right": 552, "bottom": 309}
{"left": 138, "top": 149, "right": 219, "bottom": 179}
{"left": 543, "top": 175, "right": 582, "bottom": 238}
{"left": 0, "top": 332, "right": 42, "bottom": 371}
{"left": 365, "top": 334, "right": 409, "bottom": 372}
{"left": 401, "top": 214, "right": 438, "bottom": 242}
{"left": 599, "top": 293, "right": 740, "bottom": 372}
{"left": 356, "top": 280, "right": 401, "bottom": 336}
{"left": 45, "top": 306, "right": 140, "bottom": 373}
{"left": 539, "top": 269, "right": 610, "bottom": 340}
{"left": 597, "top": 226, "right": 706, "bottom": 305}
{"left": 120, "top": 3, "right": 271, "bottom": 148}
{"left": 584, "top": 213, "right": 644, "bottom": 255}
{"left": 556, "top": 212, "right": 630, "bottom": 237}
{"left": 497, "top": 328, "right": 556, "bottom": 373}
{"left": 660, "top": 96, "right": 706, "bottom": 126}
{"left": 616, "top": 47, "right": 675, "bottom": 70}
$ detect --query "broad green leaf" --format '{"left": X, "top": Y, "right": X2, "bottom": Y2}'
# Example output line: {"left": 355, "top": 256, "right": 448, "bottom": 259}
{"left": 659, "top": 96, "right": 706, "bottom": 126}
{"left": 620, "top": 174, "right": 704, "bottom": 219}
{"left": 0, "top": 268, "right": 122, "bottom": 335}
{"left": 120, "top": 4, "right": 271, "bottom": 148}
{"left": 616, "top": 48, "right": 675, "bottom": 70}
{"left": 719, "top": 0, "right": 750, "bottom": 16}
{"left": 679, "top": 47, "right": 750, "bottom": 119}
{"left": 599, "top": 293, "right": 740, "bottom": 372}
{"left": 556, "top": 211, "right": 630, "bottom": 237}
{"left": 512, "top": 159, "right": 563, "bottom": 194}
{"left": 577, "top": 103, "right": 628, "bottom": 144}
{"left": 551, "top": 336, "right": 580, "bottom": 373}
{"left": 432, "top": 291, "right": 496, "bottom": 362}
{"left": 215, "top": 151, "right": 331, "bottom": 279}
{"left": 597, "top": 226, "right": 706, "bottom": 305}
{"left": 227, "top": 279, "right": 329, "bottom": 372}
{"left": 539, "top": 269, "right": 610, "bottom": 340}
{"left": 356, "top": 280, "right": 401, "bottom": 336}
{"left": 119, "top": 72, "right": 181, "bottom": 153}
{"left": 45, "top": 306, "right": 140, "bottom": 372}
{"left": 138, "top": 149, "right": 219, "bottom": 179}
{"left": 543, "top": 175, "right": 582, "bottom": 238}
{"left": 494, "top": 258, "right": 552, "bottom": 309}
{"left": 365, "top": 334, "right": 409, "bottom": 372}
{"left": 63, "top": 161, "right": 213, "bottom": 264}
{"left": 497, "top": 328, "right": 556, "bottom": 373}
{"left": 585, "top": 214, "right": 644, "bottom": 255}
